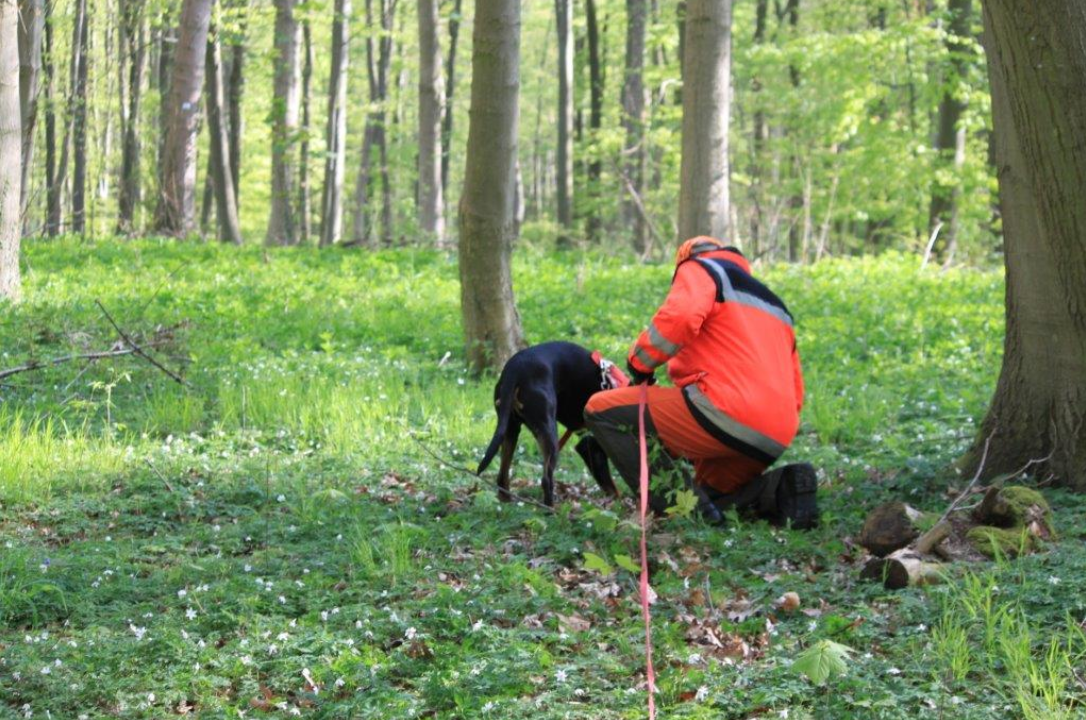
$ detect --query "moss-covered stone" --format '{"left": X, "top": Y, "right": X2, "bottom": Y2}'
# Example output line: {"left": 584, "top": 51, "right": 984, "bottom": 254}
{"left": 966, "top": 525, "right": 1034, "bottom": 559}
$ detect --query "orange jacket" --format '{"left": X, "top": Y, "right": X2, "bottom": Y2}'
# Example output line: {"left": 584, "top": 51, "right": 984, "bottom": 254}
{"left": 628, "top": 238, "right": 804, "bottom": 463}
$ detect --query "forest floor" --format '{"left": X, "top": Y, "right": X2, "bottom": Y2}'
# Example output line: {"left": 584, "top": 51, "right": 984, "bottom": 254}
{"left": 2, "top": 239, "right": 1085, "bottom": 719}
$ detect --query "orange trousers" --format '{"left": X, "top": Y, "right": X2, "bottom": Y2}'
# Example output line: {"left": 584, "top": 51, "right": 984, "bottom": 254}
{"left": 583, "top": 385, "right": 769, "bottom": 500}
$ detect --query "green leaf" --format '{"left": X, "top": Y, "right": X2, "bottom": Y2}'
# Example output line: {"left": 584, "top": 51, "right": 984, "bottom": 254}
{"left": 613, "top": 553, "right": 641, "bottom": 574}
{"left": 666, "top": 489, "right": 699, "bottom": 518}
{"left": 794, "top": 640, "right": 855, "bottom": 685}
{"left": 582, "top": 552, "right": 614, "bottom": 577}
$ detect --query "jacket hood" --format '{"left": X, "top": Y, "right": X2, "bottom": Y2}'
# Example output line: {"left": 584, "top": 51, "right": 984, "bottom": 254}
{"left": 674, "top": 236, "right": 750, "bottom": 274}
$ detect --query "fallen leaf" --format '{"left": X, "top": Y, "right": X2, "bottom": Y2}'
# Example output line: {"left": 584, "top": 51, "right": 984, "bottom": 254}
{"left": 776, "top": 591, "right": 801, "bottom": 612}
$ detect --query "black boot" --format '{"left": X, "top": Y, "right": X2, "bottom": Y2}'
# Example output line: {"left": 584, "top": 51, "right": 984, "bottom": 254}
{"left": 758, "top": 463, "right": 819, "bottom": 530}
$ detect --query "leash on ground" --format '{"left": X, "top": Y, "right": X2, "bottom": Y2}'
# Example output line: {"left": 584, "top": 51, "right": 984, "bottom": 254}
{"left": 637, "top": 383, "right": 657, "bottom": 718}
{"left": 404, "top": 425, "right": 557, "bottom": 514}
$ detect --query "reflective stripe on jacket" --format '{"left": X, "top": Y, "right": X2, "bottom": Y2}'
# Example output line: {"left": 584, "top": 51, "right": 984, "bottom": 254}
{"left": 628, "top": 239, "right": 804, "bottom": 459}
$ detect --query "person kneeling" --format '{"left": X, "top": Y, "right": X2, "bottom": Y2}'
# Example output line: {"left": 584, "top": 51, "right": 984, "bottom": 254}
{"left": 584, "top": 238, "right": 817, "bottom": 529}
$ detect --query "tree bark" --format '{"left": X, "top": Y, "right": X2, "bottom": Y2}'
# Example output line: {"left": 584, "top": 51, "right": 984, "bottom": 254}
{"left": 265, "top": 0, "right": 301, "bottom": 246}
{"left": 458, "top": 0, "right": 525, "bottom": 373}
{"left": 297, "top": 19, "right": 313, "bottom": 244}
{"left": 117, "top": 0, "right": 145, "bottom": 233}
{"left": 677, "top": 0, "right": 732, "bottom": 242}
{"left": 205, "top": 17, "right": 242, "bottom": 245}
{"left": 748, "top": 0, "right": 768, "bottom": 257}
{"left": 318, "top": 0, "right": 350, "bottom": 247}
{"left": 154, "top": 0, "right": 212, "bottom": 237}
{"left": 584, "top": 0, "right": 604, "bottom": 242}
{"left": 226, "top": 10, "right": 247, "bottom": 209}
{"left": 17, "top": 0, "right": 43, "bottom": 222}
{"left": 440, "top": 0, "right": 462, "bottom": 196}
{"left": 42, "top": 13, "right": 55, "bottom": 236}
{"left": 928, "top": 0, "right": 972, "bottom": 262}
{"left": 70, "top": 0, "right": 89, "bottom": 234}
{"left": 417, "top": 0, "right": 445, "bottom": 245}
{"left": 350, "top": 0, "right": 395, "bottom": 246}
{"left": 622, "top": 0, "right": 647, "bottom": 252}
{"left": 554, "top": 0, "right": 573, "bottom": 240}
{"left": 1, "top": 0, "right": 22, "bottom": 300}
{"left": 963, "top": 0, "right": 1086, "bottom": 489}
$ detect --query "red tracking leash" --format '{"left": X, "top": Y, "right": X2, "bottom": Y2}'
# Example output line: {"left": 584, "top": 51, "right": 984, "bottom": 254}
{"left": 637, "top": 382, "right": 657, "bottom": 718}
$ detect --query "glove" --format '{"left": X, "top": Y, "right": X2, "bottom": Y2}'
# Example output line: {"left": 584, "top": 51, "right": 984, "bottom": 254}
{"left": 626, "top": 360, "right": 656, "bottom": 386}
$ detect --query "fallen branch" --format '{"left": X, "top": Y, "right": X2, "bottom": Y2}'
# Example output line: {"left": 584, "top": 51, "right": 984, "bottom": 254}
{"left": 937, "top": 434, "right": 993, "bottom": 527}
{"left": 0, "top": 343, "right": 164, "bottom": 381}
{"left": 96, "top": 300, "right": 190, "bottom": 387}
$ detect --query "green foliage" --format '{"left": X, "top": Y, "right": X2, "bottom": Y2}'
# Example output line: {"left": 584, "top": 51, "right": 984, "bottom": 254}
{"left": 794, "top": 639, "right": 855, "bottom": 685}
{"left": 4, "top": 239, "right": 1085, "bottom": 718}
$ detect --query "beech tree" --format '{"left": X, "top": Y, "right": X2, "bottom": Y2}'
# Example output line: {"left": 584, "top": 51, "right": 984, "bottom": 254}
{"left": 17, "top": 0, "right": 43, "bottom": 221}
{"left": 117, "top": 0, "right": 146, "bottom": 233}
{"left": 205, "top": 13, "right": 242, "bottom": 245}
{"left": 317, "top": 0, "right": 350, "bottom": 247}
{"left": 1, "top": 0, "right": 21, "bottom": 300}
{"left": 964, "top": 0, "right": 1086, "bottom": 488}
{"left": 155, "top": 0, "right": 212, "bottom": 237}
{"left": 621, "top": 0, "right": 647, "bottom": 251}
{"left": 677, "top": 0, "right": 731, "bottom": 241}
{"left": 265, "top": 0, "right": 301, "bottom": 246}
{"left": 554, "top": 0, "right": 573, "bottom": 237}
{"left": 458, "top": 0, "right": 524, "bottom": 372}
{"left": 416, "top": 0, "right": 444, "bottom": 245}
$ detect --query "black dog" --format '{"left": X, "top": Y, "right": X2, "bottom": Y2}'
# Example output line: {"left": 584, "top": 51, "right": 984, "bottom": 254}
{"left": 476, "top": 341, "right": 625, "bottom": 506}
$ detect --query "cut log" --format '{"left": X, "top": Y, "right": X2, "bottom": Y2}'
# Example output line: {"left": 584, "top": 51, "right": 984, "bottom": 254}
{"left": 973, "top": 485, "right": 1052, "bottom": 538}
{"left": 857, "top": 502, "right": 926, "bottom": 557}
{"left": 862, "top": 549, "right": 947, "bottom": 590}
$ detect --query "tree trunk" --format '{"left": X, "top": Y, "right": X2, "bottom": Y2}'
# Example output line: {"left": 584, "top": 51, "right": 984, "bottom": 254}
{"left": 17, "top": 0, "right": 43, "bottom": 222}
{"left": 677, "top": 0, "right": 731, "bottom": 242}
{"left": 584, "top": 0, "right": 604, "bottom": 243}
{"left": 417, "top": 0, "right": 444, "bottom": 245}
{"left": 70, "top": 0, "right": 89, "bottom": 235}
{"left": 458, "top": 0, "right": 525, "bottom": 373}
{"left": 297, "top": 19, "right": 312, "bottom": 244}
{"left": 154, "top": 0, "right": 212, "bottom": 236}
{"left": 1, "top": 0, "right": 22, "bottom": 300}
{"left": 227, "top": 17, "right": 246, "bottom": 209}
{"left": 376, "top": 0, "right": 395, "bottom": 246}
{"left": 205, "top": 18, "right": 242, "bottom": 245}
{"left": 622, "top": 0, "right": 647, "bottom": 252}
{"left": 749, "top": 0, "right": 768, "bottom": 257}
{"left": 43, "top": 13, "right": 56, "bottom": 236}
{"left": 928, "top": 0, "right": 972, "bottom": 261}
{"left": 318, "top": 0, "right": 350, "bottom": 247}
{"left": 440, "top": 0, "right": 462, "bottom": 196}
{"left": 963, "top": 0, "right": 1086, "bottom": 489}
{"left": 265, "top": 0, "right": 301, "bottom": 246}
{"left": 117, "top": 0, "right": 145, "bottom": 234}
{"left": 555, "top": 0, "right": 573, "bottom": 240}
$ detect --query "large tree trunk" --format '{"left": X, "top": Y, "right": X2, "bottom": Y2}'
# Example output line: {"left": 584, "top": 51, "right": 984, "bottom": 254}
{"left": 154, "top": 0, "right": 212, "bottom": 236}
{"left": 17, "top": 0, "right": 43, "bottom": 222}
{"left": 963, "top": 0, "right": 1086, "bottom": 488}
{"left": 318, "top": 0, "right": 350, "bottom": 247}
{"left": 621, "top": 0, "right": 647, "bottom": 252}
{"left": 584, "top": 0, "right": 604, "bottom": 242}
{"left": 265, "top": 0, "right": 301, "bottom": 246}
{"left": 748, "top": 0, "right": 768, "bottom": 257}
{"left": 69, "top": 0, "right": 89, "bottom": 235}
{"left": 928, "top": 0, "right": 972, "bottom": 263}
{"left": 458, "top": 0, "right": 525, "bottom": 373}
{"left": 1, "top": 0, "right": 22, "bottom": 300}
{"left": 117, "top": 0, "right": 145, "bottom": 233}
{"left": 440, "top": 0, "right": 462, "bottom": 196}
{"left": 297, "top": 19, "right": 313, "bottom": 244}
{"left": 677, "top": 0, "right": 732, "bottom": 242}
{"left": 205, "top": 17, "right": 242, "bottom": 245}
{"left": 416, "top": 0, "right": 445, "bottom": 245}
{"left": 554, "top": 0, "right": 573, "bottom": 239}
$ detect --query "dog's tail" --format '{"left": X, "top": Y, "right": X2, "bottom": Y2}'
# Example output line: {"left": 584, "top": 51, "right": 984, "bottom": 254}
{"left": 477, "top": 375, "right": 518, "bottom": 475}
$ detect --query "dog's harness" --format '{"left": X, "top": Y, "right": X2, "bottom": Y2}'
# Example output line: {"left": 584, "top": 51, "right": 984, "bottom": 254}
{"left": 556, "top": 351, "right": 631, "bottom": 451}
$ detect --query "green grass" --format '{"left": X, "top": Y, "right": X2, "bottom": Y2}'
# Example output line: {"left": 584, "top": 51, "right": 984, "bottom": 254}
{"left": 2, "top": 238, "right": 1084, "bottom": 718}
